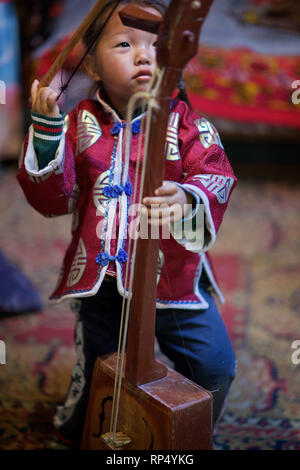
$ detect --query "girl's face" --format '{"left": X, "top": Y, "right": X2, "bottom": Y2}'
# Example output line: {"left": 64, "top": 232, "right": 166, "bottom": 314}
{"left": 85, "top": 6, "right": 160, "bottom": 114}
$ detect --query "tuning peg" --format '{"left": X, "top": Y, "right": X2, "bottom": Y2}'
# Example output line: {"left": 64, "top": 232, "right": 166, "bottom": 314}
{"left": 183, "top": 30, "right": 196, "bottom": 43}
{"left": 192, "top": 1, "right": 202, "bottom": 9}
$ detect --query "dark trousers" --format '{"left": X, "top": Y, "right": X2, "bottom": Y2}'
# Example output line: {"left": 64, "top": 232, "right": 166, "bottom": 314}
{"left": 54, "top": 278, "right": 236, "bottom": 444}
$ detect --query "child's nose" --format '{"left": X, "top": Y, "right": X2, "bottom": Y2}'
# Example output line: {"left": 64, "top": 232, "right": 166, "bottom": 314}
{"left": 135, "top": 47, "right": 153, "bottom": 66}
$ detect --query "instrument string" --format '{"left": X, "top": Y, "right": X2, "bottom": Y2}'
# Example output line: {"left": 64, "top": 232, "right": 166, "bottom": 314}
{"left": 108, "top": 67, "right": 166, "bottom": 441}
{"left": 108, "top": 91, "right": 147, "bottom": 437}
{"left": 112, "top": 99, "right": 152, "bottom": 439}
{"left": 110, "top": 95, "right": 151, "bottom": 439}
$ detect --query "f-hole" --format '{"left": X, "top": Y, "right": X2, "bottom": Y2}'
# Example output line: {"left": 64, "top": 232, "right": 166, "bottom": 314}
{"left": 92, "top": 395, "right": 113, "bottom": 438}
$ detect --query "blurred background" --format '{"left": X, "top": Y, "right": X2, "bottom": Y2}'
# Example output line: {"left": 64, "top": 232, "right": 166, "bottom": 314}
{"left": 0, "top": 0, "right": 299, "bottom": 450}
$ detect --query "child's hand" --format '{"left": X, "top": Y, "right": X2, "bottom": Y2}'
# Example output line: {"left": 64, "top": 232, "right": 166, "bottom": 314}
{"left": 142, "top": 181, "right": 193, "bottom": 226}
{"left": 31, "top": 79, "right": 60, "bottom": 118}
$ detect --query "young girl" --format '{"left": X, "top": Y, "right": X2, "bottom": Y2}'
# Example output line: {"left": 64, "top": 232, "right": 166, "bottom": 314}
{"left": 17, "top": 0, "right": 237, "bottom": 447}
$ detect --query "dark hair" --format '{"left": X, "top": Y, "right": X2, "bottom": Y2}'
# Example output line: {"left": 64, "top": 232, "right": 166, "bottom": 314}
{"left": 82, "top": 0, "right": 169, "bottom": 53}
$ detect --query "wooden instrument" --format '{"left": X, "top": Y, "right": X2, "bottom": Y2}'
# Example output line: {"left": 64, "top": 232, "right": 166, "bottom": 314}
{"left": 81, "top": 0, "right": 214, "bottom": 450}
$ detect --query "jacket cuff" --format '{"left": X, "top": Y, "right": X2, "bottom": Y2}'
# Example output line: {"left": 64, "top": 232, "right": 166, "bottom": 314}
{"left": 31, "top": 110, "right": 65, "bottom": 141}
{"left": 170, "top": 184, "right": 206, "bottom": 252}
{"left": 31, "top": 110, "right": 65, "bottom": 169}
{"left": 23, "top": 125, "right": 66, "bottom": 178}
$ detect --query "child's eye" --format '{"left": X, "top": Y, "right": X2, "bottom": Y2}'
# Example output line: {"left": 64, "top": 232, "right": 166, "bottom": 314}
{"left": 153, "top": 41, "right": 158, "bottom": 47}
{"left": 117, "top": 42, "right": 130, "bottom": 48}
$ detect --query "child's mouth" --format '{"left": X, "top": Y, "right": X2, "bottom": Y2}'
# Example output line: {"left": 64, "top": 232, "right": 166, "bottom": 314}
{"left": 135, "top": 75, "right": 151, "bottom": 82}
{"left": 132, "top": 70, "right": 152, "bottom": 81}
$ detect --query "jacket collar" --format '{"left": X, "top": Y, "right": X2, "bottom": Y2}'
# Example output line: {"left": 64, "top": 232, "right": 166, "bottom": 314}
{"left": 96, "top": 88, "right": 145, "bottom": 123}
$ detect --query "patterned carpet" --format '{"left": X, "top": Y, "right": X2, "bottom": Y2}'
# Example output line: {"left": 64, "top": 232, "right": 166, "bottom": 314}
{"left": 0, "top": 166, "right": 299, "bottom": 450}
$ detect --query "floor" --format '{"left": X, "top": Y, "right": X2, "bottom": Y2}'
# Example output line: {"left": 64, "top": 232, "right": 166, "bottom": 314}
{"left": 0, "top": 164, "right": 299, "bottom": 450}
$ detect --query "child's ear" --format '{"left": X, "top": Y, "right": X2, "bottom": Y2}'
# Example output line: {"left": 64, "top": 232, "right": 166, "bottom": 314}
{"left": 84, "top": 55, "right": 101, "bottom": 82}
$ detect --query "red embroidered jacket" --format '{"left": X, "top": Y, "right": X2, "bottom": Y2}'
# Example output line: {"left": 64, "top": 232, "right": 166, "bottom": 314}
{"left": 17, "top": 93, "right": 237, "bottom": 309}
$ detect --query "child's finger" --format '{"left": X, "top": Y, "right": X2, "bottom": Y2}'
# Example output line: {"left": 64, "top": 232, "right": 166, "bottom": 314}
{"left": 154, "top": 181, "right": 177, "bottom": 196}
{"left": 143, "top": 182, "right": 177, "bottom": 206}
{"left": 142, "top": 203, "right": 183, "bottom": 224}
{"left": 30, "top": 79, "right": 39, "bottom": 107}
{"left": 34, "top": 87, "right": 44, "bottom": 113}
{"left": 39, "top": 88, "right": 52, "bottom": 114}
{"left": 143, "top": 195, "right": 174, "bottom": 206}
{"left": 142, "top": 203, "right": 168, "bottom": 217}
{"left": 46, "top": 92, "right": 59, "bottom": 111}
{"left": 37, "top": 88, "right": 56, "bottom": 115}
{"left": 143, "top": 186, "right": 178, "bottom": 205}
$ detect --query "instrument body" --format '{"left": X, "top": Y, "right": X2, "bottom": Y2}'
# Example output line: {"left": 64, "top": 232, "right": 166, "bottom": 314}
{"left": 81, "top": 354, "right": 212, "bottom": 450}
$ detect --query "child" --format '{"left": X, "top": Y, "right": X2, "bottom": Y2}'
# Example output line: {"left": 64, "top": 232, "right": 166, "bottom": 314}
{"left": 17, "top": 0, "right": 237, "bottom": 447}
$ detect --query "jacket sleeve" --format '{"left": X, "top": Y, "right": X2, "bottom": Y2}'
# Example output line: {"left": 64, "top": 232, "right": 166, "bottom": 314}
{"left": 16, "top": 108, "right": 79, "bottom": 217}
{"left": 170, "top": 102, "right": 237, "bottom": 253}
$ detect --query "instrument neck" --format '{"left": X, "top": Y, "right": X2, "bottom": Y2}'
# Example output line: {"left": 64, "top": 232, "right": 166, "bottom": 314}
{"left": 125, "top": 68, "right": 181, "bottom": 386}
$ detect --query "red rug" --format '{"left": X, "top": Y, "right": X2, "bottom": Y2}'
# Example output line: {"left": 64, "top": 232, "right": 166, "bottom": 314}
{"left": 185, "top": 47, "right": 300, "bottom": 129}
